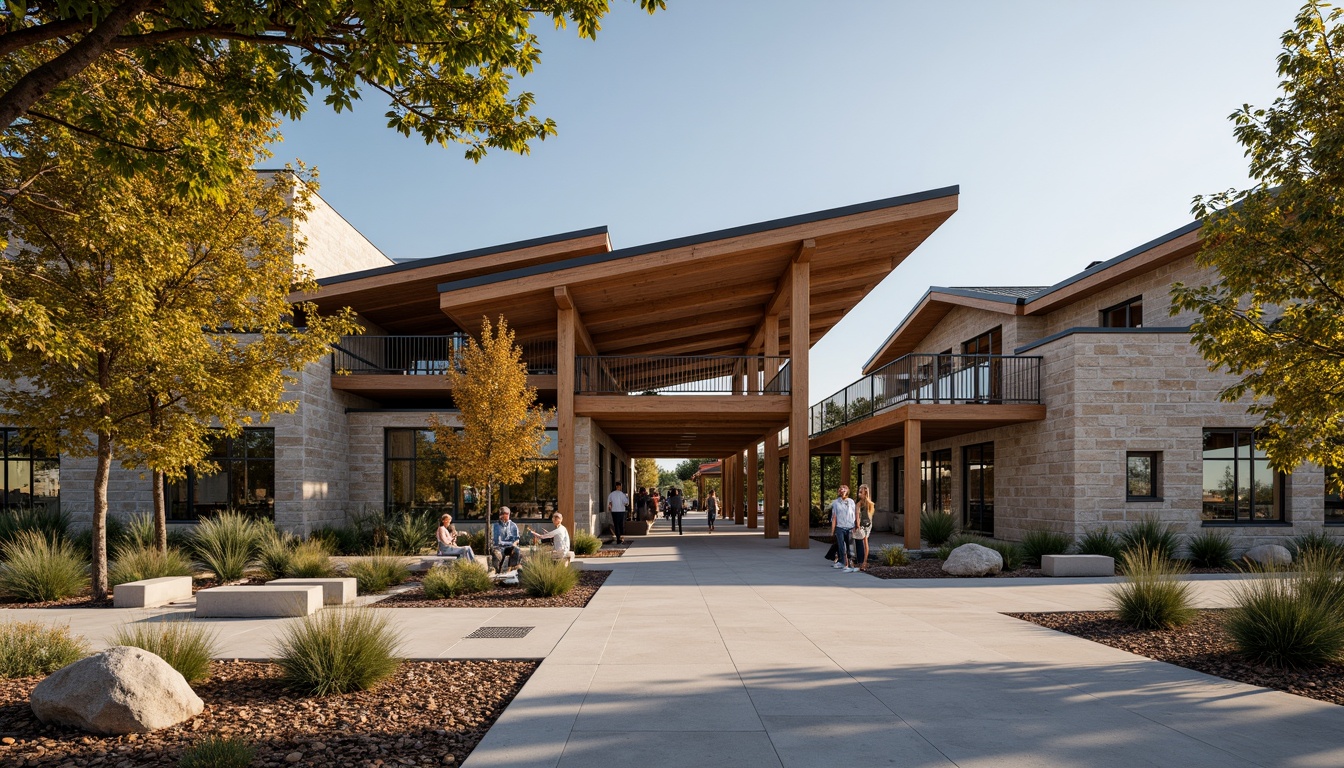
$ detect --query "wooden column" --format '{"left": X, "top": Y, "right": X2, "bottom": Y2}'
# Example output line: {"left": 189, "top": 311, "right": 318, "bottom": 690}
{"left": 840, "top": 439, "right": 851, "bottom": 493}
{"left": 903, "top": 419, "right": 922, "bottom": 549}
{"left": 557, "top": 307, "right": 576, "bottom": 537}
{"left": 788, "top": 258, "right": 811, "bottom": 549}
{"left": 746, "top": 443, "right": 759, "bottom": 528}
{"left": 735, "top": 447, "right": 746, "bottom": 524}
{"left": 763, "top": 313, "right": 781, "bottom": 539}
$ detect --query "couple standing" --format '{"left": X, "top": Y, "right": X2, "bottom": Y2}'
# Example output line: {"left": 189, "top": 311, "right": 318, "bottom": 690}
{"left": 829, "top": 484, "right": 874, "bottom": 573}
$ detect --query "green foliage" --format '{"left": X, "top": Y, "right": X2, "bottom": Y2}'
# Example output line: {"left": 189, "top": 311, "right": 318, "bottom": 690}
{"left": 0, "top": 530, "right": 88, "bottom": 602}
{"left": 273, "top": 608, "right": 403, "bottom": 696}
{"left": 422, "top": 560, "right": 493, "bottom": 599}
{"left": 1287, "top": 530, "right": 1344, "bottom": 561}
{"left": 1110, "top": 547, "right": 1197, "bottom": 630}
{"left": 0, "top": 506, "right": 70, "bottom": 548}
{"left": 1118, "top": 516, "right": 1180, "bottom": 562}
{"left": 465, "top": 528, "right": 490, "bottom": 557}
{"left": 385, "top": 510, "right": 437, "bottom": 556}
{"left": 0, "top": 621, "right": 88, "bottom": 677}
{"left": 310, "top": 524, "right": 371, "bottom": 556}
{"left": 122, "top": 513, "right": 157, "bottom": 550}
{"left": 1225, "top": 551, "right": 1344, "bottom": 668}
{"left": 254, "top": 528, "right": 296, "bottom": 581}
{"left": 1076, "top": 526, "right": 1124, "bottom": 560}
{"left": 289, "top": 540, "right": 336, "bottom": 578}
{"left": 877, "top": 544, "right": 910, "bottom": 567}
{"left": 1019, "top": 527, "right": 1072, "bottom": 566}
{"left": 190, "top": 513, "right": 263, "bottom": 583}
{"left": 109, "top": 543, "right": 194, "bottom": 587}
{"left": 346, "top": 551, "right": 410, "bottom": 595}
{"left": 70, "top": 515, "right": 125, "bottom": 560}
{"left": 571, "top": 531, "right": 602, "bottom": 556}
{"left": 920, "top": 510, "right": 958, "bottom": 547}
{"left": 111, "top": 619, "right": 218, "bottom": 684}
{"left": 179, "top": 735, "right": 256, "bottom": 768}
{"left": 1185, "top": 530, "right": 1235, "bottom": 568}
{"left": 519, "top": 556, "right": 579, "bottom": 598}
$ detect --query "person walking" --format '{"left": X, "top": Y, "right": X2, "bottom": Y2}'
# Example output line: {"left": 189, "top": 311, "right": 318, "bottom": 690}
{"left": 668, "top": 487, "right": 684, "bottom": 534}
{"left": 608, "top": 481, "right": 630, "bottom": 544}
{"left": 854, "top": 484, "right": 875, "bottom": 572}
{"left": 830, "top": 484, "right": 857, "bottom": 572}
{"left": 706, "top": 488, "right": 719, "bottom": 532}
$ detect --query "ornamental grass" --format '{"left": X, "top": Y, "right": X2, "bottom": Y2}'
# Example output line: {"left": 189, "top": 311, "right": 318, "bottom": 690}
{"left": 1109, "top": 545, "right": 1197, "bottom": 630}
{"left": 1225, "top": 550, "right": 1344, "bottom": 669}
{"left": 422, "top": 559, "right": 492, "bottom": 599}
{"left": 0, "top": 530, "right": 88, "bottom": 602}
{"left": 0, "top": 620, "right": 88, "bottom": 677}
{"left": 111, "top": 619, "right": 219, "bottom": 684}
{"left": 273, "top": 607, "right": 403, "bottom": 696}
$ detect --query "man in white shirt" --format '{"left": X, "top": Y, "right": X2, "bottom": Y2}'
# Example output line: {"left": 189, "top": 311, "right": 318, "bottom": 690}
{"left": 607, "top": 481, "right": 630, "bottom": 544}
{"left": 534, "top": 512, "right": 575, "bottom": 565}
{"left": 829, "top": 485, "right": 858, "bottom": 572}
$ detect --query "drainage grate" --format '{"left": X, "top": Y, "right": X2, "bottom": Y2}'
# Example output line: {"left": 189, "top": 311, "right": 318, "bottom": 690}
{"left": 466, "top": 626, "right": 534, "bottom": 639}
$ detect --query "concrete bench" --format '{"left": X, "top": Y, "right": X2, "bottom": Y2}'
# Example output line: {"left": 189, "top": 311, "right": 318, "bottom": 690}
{"left": 113, "top": 576, "right": 193, "bottom": 608}
{"left": 195, "top": 585, "right": 323, "bottom": 617}
{"left": 414, "top": 555, "right": 463, "bottom": 572}
{"left": 1042, "top": 554, "right": 1115, "bottom": 577}
{"left": 266, "top": 577, "right": 356, "bottom": 606}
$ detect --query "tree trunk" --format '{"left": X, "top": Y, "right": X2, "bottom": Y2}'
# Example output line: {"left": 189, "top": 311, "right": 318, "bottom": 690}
{"left": 152, "top": 469, "right": 167, "bottom": 553}
{"left": 484, "top": 482, "right": 494, "bottom": 560}
{"left": 92, "top": 431, "right": 111, "bottom": 600}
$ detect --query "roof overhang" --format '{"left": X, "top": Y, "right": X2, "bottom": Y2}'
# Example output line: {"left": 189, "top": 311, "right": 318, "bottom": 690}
{"left": 862, "top": 288, "right": 1023, "bottom": 374}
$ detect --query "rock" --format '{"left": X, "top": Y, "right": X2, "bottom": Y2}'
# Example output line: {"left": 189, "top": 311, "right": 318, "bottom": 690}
{"left": 942, "top": 543, "right": 1003, "bottom": 577}
{"left": 285, "top": 752, "right": 304, "bottom": 763}
{"left": 29, "top": 646, "right": 203, "bottom": 735}
{"left": 1243, "top": 544, "right": 1292, "bottom": 566}
{"left": 442, "top": 755, "right": 456, "bottom": 765}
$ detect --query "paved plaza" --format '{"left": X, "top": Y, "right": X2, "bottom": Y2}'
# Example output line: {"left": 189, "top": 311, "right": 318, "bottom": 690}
{"left": 11, "top": 519, "right": 1344, "bottom": 768}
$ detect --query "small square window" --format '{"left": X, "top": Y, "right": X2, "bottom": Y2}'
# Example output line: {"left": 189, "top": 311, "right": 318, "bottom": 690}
{"left": 1126, "top": 451, "right": 1161, "bottom": 501}
{"left": 1101, "top": 297, "right": 1143, "bottom": 328}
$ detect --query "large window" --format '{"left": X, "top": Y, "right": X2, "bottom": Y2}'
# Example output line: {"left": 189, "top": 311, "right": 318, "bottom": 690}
{"left": 1126, "top": 452, "right": 1162, "bottom": 501}
{"left": 922, "top": 449, "right": 952, "bottom": 514}
{"left": 167, "top": 428, "right": 274, "bottom": 521}
{"left": 1100, "top": 296, "right": 1143, "bottom": 328}
{"left": 385, "top": 428, "right": 557, "bottom": 520}
{"left": 962, "top": 328, "right": 1002, "bottom": 356}
{"left": 1, "top": 429, "right": 59, "bottom": 514}
{"left": 963, "top": 442, "right": 994, "bottom": 535}
{"left": 1202, "top": 429, "right": 1285, "bottom": 523}
{"left": 892, "top": 457, "right": 904, "bottom": 515}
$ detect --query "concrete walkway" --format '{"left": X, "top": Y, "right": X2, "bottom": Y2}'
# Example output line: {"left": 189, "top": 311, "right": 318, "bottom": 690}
{"left": 8, "top": 518, "right": 1344, "bottom": 767}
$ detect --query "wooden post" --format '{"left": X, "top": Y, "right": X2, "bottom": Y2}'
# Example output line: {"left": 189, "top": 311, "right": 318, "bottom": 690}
{"left": 788, "top": 258, "right": 810, "bottom": 549}
{"left": 840, "top": 439, "right": 851, "bottom": 493}
{"left": 735, "top": 447, "right": 746, "bottom": 524}
{"left": 557, "top": 307, "right": 576, "bottom": 537}
{"left": 763, "top": 313, "right": 781, "bottom": 539}
{"left": 903, "top": 419, "right": 921, "bottom": 549}
{"left": 746, "top": 442, "right": 758, "bottom": 529}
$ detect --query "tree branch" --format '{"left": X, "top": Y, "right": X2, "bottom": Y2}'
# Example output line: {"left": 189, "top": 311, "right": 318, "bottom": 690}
{"left": 0, "top": 18, "right": 92, "bottom": 57}
{"left": 28, "top": 108, "right": 178, "bottom": 153}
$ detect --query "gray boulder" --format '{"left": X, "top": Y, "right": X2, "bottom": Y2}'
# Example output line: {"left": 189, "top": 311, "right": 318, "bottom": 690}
{"left": 1243, "top": 544, "right": 1292, "bottom": 567}
{"left": 943, "top": 543, "right": 1003, "bottom": 577}
{"left": 30, "top": 646, "right": 203, "bottom": 734}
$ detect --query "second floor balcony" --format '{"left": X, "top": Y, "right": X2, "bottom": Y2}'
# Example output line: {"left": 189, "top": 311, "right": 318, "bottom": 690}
{"left": 577, "top": 355, "right": 790, "bottom": 395}
{"left": 332, "top": 334, "right": 558, "bottom": 376}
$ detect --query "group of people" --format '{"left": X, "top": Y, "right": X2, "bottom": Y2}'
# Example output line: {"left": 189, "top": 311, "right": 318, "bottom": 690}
{"left": 435, "top": 506, "right": 575, "bottom": 575}
{"left": 606, "top": 482, "right": 720, "bottom": 541}
{"left": 827, "top": 483, "right": 875, "bottom": 572}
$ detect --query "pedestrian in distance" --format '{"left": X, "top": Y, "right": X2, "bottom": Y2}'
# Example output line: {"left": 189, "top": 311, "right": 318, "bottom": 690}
{"left": 706, "top": 488, "right": 719, "bottom": 532}
{"left": 854, "top": 484, "right": 875, "bottom": 572}
{"left": 830, "top": 484, "right": 857, "bottom": 572}
{"left": 608, "top": 481, "right": 630, "bottom": 544}
{"left": 668, "top": 487, "right": 684, "bottom": 534}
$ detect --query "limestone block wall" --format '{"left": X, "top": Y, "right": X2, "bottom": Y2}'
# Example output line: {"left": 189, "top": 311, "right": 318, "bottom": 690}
{"left": 574, "top": 419, "right": 629, "bottom": 535}
{"left": 295, "top": 188, "right": 394, "bottom": 280}
{"left": 1040, "top": 253, "right": 1212, "bottom": 336}
{"left": 905, "top": 304, "right": 1024, "bottom": 357}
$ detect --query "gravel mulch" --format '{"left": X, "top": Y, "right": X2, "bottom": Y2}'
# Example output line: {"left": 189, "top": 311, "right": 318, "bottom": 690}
{"left": 1010, "top": 610, "right": 1344, "bottom": 707}
{"left": 865, "top": 558, "right": 1046, "bottom": 579}
{"left": 0, "top": 659, "right": 536, "bottom": 767}
{"left": 372, "top": 570, "right": 611, "bottom": 608}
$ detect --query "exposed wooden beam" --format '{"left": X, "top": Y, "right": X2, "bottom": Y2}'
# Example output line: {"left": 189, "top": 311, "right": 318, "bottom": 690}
{"left": 554, "top": 286, "right": 597, "bottom": 356}
{"left": 794, "top": 238, "right": 816, "bottom": 264}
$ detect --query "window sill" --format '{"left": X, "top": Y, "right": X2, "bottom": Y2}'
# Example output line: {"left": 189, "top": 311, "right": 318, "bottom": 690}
{"left": 1125, "top": 496, "right": 1163, "bottom": 503}
{"left": 1201, "top": 521, "right": 1293, "bottom": 528}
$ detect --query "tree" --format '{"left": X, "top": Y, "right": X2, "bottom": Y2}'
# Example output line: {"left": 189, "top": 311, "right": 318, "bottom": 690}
{"left": 635, "top": 458, "right": 659, "bottom": 491}
{"left": 427, "top": 317, "right": 552, "bottom": 559}
{"left": 0, "top": 89, "right": 356, "bottom": 596}
{"left": 673, "top": 458, "right": 714, "bottom": 482}
{"left": 1172, "top": 1, "right": 1344, "bottom": 484}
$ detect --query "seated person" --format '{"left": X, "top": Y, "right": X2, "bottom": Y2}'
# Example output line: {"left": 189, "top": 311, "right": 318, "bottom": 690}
{"left": 533, "top": 512, "right": 575, "bottom": 565}
{"left": 435, "top": 514, "right": 476, "bottom": 561}
{"left": 492, "top": 506, "right": 522, "bottom": 572}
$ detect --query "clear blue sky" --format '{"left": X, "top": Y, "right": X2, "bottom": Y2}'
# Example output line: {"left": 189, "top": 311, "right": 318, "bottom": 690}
{"left": 279, "top": 0, "right": 1300, "bottom": 466}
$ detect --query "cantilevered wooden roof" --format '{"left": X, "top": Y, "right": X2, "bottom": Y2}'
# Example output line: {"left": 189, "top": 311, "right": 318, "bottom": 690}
{"left": 436, "top": 187, "right": 960, "bottom": 357}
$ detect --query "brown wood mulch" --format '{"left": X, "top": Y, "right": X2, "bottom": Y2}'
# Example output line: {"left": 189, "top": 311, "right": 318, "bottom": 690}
{"left": 865, "top": 558, "right": 1047, "bottom": 579}
{"left": 0, "top": 659, "right": 536, "bottom": 767}
{"left": 1010, "top": 610, "right": 1344, "bottom": 707}
{"left": 371, "top": 570, "right": 611, "bottom": 609}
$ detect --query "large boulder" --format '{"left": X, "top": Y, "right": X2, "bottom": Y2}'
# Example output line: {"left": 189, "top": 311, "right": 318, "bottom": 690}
{"left": 30, "top": 646, "right": 203, "bottom": 734}
{"left": 1243, "top": 544, "right": 1292, "bottom": 567}
{"left": 943, "top": 543, "right": 1003, "bottom": 577}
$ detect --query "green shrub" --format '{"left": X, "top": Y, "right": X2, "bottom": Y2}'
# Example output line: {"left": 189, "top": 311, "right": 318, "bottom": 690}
{"left": 254, "top": 528, "right": 296, "bottom": 581}
{"left": 346, "top": 551, "right": 410, "bottom": 595}
{"left": 1076, "top": 526, "right": 1123, "bottom": 560}
{"left": 520, "top": 555, "right": 579, "bottom": 597}
{"left": 0, "top": 530, "right": 88, "bottom": 602}
{"left": 1019, "top": 527, "right": 1072, "bottom": 566}
{"left": 466, "top": 528, "right": 489, "bottom": 557}
{"left": 422, "top": 559, "right": 493, "bottom": 599}
{"left": 273, "top": 607, "right": 403, "bottom": 696}
{"left": 289, "top": 540, "right": 336, "bottom": 578}
{"left": 1185, "top": 530, "right": 1234, "bottom": 569}
{"left": 385, "top": 510, "right": 437, "bottom": 556}
{"left": 121, "top": 512, "right": 157, "bottom": 549}
{"left": 0, "top": 505, "right": 70, "bottom": 548}
{"left": 69, "top": 515, "right": 126, "bottom": 559}
{"left": 190, "top": 512, "right": 263, "bottom": 583}
{"left": 109, "top": 543, "right": 194, "bottom": 587}
{"left": 1109, "top": 546, "right": 1197, "bottom": 629}
{"left": 920, "top": 510, "right": 958, "bottom": 547}
{"left": 179, "top": 735, "right": 255, "bottom": 768}
{"left": 572, "top": 531, "right": 601, "bottom": 556}
{"left": 1287, "top": 530, "right": 1344, "bottom": 562}
{"left": 877, "top": 544, "right": 909, "bottom": 566}
{"left": 111, "top": 619, "right": 218, "bottom": 684}
{"left": 1225, "top": 551, "right": 1344, "bottom": 668}
{"left": 1118, "top": 515, "right": 1180, "bottom": 561}
{"left": 0, "top": 621, "right": 88, "bottom": 677}
{"left": 310, "top": 525, "right": 368, "bottom": 556}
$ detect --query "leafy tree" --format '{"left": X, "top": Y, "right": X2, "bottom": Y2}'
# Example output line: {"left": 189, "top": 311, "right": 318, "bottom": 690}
{"left": 634, "top": 458, "right": 659, "bottom": 492}
{"left": 1172, "top": 1, "right": 1344, "bottom": 483}
{"left": 427, "top": 317, "right": 552, "bottom": 558}
{"left": 673, "top": 458, "right": 714, "bottom": 482}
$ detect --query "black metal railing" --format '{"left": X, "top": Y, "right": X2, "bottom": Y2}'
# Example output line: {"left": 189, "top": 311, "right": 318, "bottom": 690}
{"left": 332, "top": 335, "right": 558, "bottom": 376}
{"left": 577, "top": 355, "right": 790, "bottom": 394}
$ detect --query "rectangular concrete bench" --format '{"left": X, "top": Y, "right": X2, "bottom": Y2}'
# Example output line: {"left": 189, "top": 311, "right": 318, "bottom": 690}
{"left": 414, "top": 555, "right": 462, "bottom": 572}
{"left": 113, "top": 576, "right": 193, "bottom": 608}
{"left": 266, "top": 578, "right": 356, "bottom": 605}
{"left": 1042, "top": 554, "right": 1115, "bottom": 577}
{"left": 195, "top": 585, "right": 323, "bottom": 617}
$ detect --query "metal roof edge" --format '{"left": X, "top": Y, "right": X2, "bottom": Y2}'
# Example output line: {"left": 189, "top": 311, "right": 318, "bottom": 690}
{"left": 1026, "top": 220, "right": 1204, "bottom": 305}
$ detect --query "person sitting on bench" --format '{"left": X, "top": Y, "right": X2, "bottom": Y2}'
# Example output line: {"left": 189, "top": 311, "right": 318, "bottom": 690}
{"left": 436, "top": 514, "right": 477, "bottom": 561}
{"left": 492, "top": 507, "right": 522, "bottom": 573}
{"left": 534, "top": 512, "right": 575, "bottom": 565}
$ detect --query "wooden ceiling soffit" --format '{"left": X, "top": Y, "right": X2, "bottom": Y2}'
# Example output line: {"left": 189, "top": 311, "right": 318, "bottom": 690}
{"left": 745, "top": 239, "right": 813, "bottom": 352}
{"left": 608, "top": 329, "right": 753, "bottom": 357}
{"left": 583, "top": 281, "right": 777, "bottom": 333}
{"left": 597, "top": 308, "right": 764, "bottom": 351}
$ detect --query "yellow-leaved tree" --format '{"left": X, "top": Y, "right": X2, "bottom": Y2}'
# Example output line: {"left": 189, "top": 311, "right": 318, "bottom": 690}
{"left": 428, "top": 318, "right": 553, "bottom": 557}
{"left": 635, "top": 458, "right": 660, "bottom": 492}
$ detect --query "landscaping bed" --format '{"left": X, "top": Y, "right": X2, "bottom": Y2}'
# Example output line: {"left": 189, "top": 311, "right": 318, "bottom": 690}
{"left": 0, "top": 658, "right": 536, "bottom": 767}
{"left": 372, "top": 570, "right": 611, "bottom": 608}
{"left": 0, "top": 578, "right": 269, "bottom": 610}
{"left": 1011, "top": 610, "right": 1344, "bottom": 707}
{"left": 866, "top": 559, "right": 1047, "bottom": 579}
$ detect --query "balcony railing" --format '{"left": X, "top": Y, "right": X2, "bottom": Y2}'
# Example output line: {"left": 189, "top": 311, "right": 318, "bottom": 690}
{"left": 577, "top": 355, "right": 790, "bottom": 395}
{"left": 332, "top": 335, "right": 558, "bottom": 376}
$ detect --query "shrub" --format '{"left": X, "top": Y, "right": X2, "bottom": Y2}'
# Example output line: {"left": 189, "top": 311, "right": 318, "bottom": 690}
{"left": 877, "top": 544, "right": 909, "bottom": 567}
{"left": 289, "top": 540, "right": 336, "bottom": 578}
{"left": 1109, "top": 546, "right": 1197, "bottom": 629}
{"left": 1225, "top": 551, "right": 1344, "bottom": 668}
{"left": 310, "top": 525, "right": 367, "bottom": 556}
{"left": 422, "top": 559, "right": 493, "bottom": 599}
{"left": 69, "top": 515, "right": 126, "bottom": 559}
{"left": 1020, "top": 527, "right": 1072, "bottom": 566}
{"left": 254, "top": 528, "right": 296, "bottom": 581}
{"left": 109, "top": 543, "right": 195, "bottom": 587}
{"left": 466, "top": 528, "right": 489, "bottom": 557}
{"left": 190, "top": 513, "right": 263, "bottom": 583}
{"left": 520, "top": 555, "right": 579, "bottom": 597}
{"left": 111, "top": 619, "right": 218, "bottom": 684}
{"left": 0, "top": 505, "right": 70, "bottom": 548}
{"left": 121, "top": 512, "right": 157, "bottom": 549}
{"left": 385, "top": 510, "right": 437, "bottom": 556}
{"left": 1287, "top": 530, "right": 1344, "bottom": 562}
{"left": 273, "top": 607, "right": 403, "bottom": 696}
{"left": 1076, "top": 526, "right": 1123, "bottom": 560}
{"left": 346, "top": 551, "right": 410, "bottom": 595}
{"left": 920, "top": 510, "right": 958, "bottom": 547}
{"left": 0, "top": 530, "right": 88, "bottom": 602}
{"left": 1185, "top": 530, "right": 1234, "bottom": 569}
{"left": 572, "top": 531, "right": 602, "bottom": 556}
{"left": 0, "top": 621, "right": 88, "bottom": 677}
{"left": 179, "top": 735, "right": 255, "bottom": 768}
{"left": 1118, "top": 515, "right": 1180, "bottom": 561}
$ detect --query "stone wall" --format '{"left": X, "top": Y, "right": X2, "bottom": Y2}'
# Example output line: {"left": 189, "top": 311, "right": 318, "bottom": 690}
{"left": 295, "top": 188, "right": 395, "bottom": 280}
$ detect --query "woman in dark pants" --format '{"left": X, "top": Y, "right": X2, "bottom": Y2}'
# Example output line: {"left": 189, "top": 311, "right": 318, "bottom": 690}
{"left": 706, "top": 489, "right": 719, "bottom": 532}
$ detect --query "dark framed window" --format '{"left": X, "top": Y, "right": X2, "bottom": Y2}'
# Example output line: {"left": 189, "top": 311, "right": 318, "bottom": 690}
{"left": 922, "top": 449, "right": 951, "bottom": 514}
{"left": 167, "top": 428, "right": 274, "bottom": 522}
{"left": 1201, "top": 429, "right": 1285, "bottom": 524}
{"left": 1100, "top": 296, "right": 1143, "bottom": 328}
{"left": 385, "top": 428, "right": 556, "bottom": 520}
{"left": 1327, "top": 466, "right": 1343, "bottom": 525}
{"left": 963, "top": 442, "right": 994, "bottom": 535}
{"left": 1, "top": 429, "right": 59, "bottom": 515}
{"left": 892, "top": 457, "right": 904, "bottom": 515}
{"left": 961, "top": 327, "right": 1002, "bottom": 356}
{"left": 598, "top": 444, "right": 607, "bottom": 503}
{"left": 1126, "top": 452, "right": 1162, "bottom": 501}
